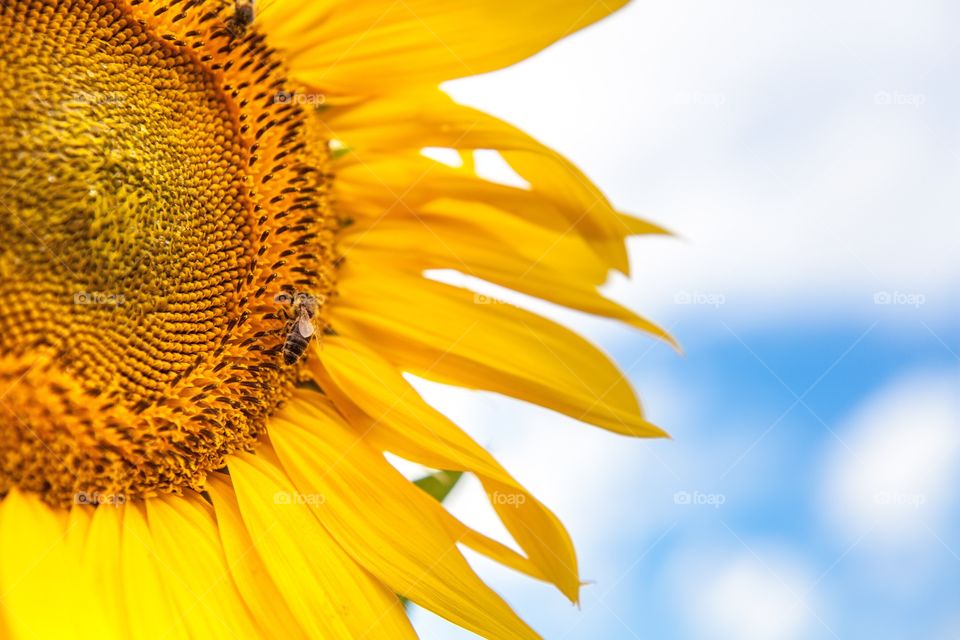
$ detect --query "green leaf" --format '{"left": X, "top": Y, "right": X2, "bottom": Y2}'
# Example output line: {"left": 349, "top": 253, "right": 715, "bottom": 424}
{"left": 413, "top": 470, "right": 463, "bottom": 504}
{"left": 329, "top": 145, "right": 353, "bottom": 161}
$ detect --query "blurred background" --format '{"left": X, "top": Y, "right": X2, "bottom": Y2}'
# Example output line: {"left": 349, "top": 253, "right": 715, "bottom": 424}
{"left": 406, "top": 1, "right": 960, "bottom": 638}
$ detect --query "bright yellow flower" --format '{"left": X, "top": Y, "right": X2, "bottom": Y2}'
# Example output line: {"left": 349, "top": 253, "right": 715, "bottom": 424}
{"left": 0, "top": 0, "right": 669, "bottom": 637}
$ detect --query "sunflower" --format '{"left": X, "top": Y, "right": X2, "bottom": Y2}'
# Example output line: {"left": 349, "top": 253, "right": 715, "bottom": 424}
{"left": 0, "top": 0, "right": 669, "bottom": 637}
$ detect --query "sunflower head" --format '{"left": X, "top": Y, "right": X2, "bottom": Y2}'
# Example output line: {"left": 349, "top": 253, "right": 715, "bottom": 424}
{"left": 0, "top": 0, "right": 338, "bottom": 506}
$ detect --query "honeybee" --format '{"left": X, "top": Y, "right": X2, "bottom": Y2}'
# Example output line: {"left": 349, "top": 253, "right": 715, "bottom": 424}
{"left": 226, "top": 0, "right": 255, "bottom": 37}
{"left": 275, "top": 292, "right": 319, "bottom": 365}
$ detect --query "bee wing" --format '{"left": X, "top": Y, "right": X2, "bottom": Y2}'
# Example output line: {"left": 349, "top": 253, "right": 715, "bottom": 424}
{"left": 298, "top": 315, "right": 316, "bottom": 338}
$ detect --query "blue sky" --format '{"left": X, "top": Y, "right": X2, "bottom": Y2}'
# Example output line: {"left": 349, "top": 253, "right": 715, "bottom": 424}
{"left": 402, "top": 1, "right": 960, "bottom": 638}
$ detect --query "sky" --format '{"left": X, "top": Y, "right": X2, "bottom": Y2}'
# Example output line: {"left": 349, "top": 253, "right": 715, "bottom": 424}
{"left": 400, "top": 2, "right": 960, "bottom": 638}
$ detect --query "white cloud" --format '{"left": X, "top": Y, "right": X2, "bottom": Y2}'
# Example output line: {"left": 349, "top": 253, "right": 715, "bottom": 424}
{"left": 820, "top": 368, "right": 960, "bottom": 547}
{"left": 667, "top": 546, "right": 819, "bottom": 640}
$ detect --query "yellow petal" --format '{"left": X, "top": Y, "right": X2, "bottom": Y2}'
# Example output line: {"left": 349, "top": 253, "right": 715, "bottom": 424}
{"left": 81, "top": 505, "right": 132, "bottom": 639}
{"left": 312, "top": 340, "right": 583, "bottom": 600}
{"left": 0, "top": 491, "right": 103, "bottom": 639}
{"left": 342, "top": 202, "right": 673, "bottom": 343}
{"left": 145, "top": 494, "right": 261, "bottom": 638}
{"left": 206, "top": 473, "right": 307, "bottom": 639}
{"left": 120, "top": 503, "right": 190, "bottom": 640}
{"left": 336, "top": 153, "right": 590, "bottom": 242}
{"left": 328, "top": 92, "right": 633, "bottom": 271}
{"left": 227, "top": 450, "right": 416, "bottom": 640}
{"left": 618, "top": 212, "right": 672, "bottom": 236}
{"left": 264, "top": 0, "right": 628, "bottom": 94}
{"left": 291, "top": 390, "right": 547, "bottom": 586}
{"left": 268, "top": 403, "right": 542, "bottom": 640}
{"left": 64, "top": 502, "right": 92, "bottom": 555}
{"left": 333, "top": 268, "right": 667, "bottom": 439}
